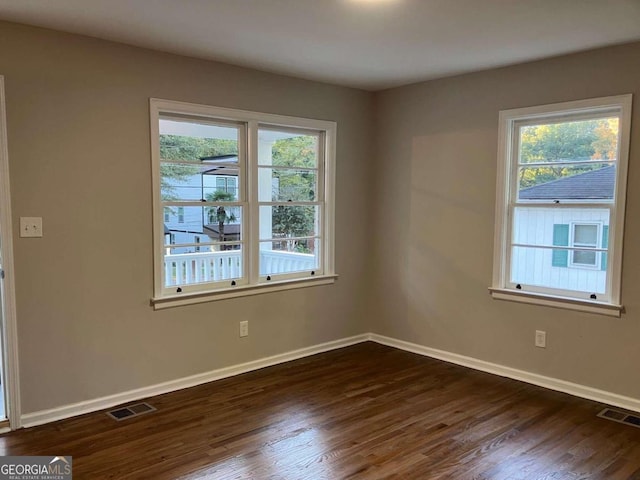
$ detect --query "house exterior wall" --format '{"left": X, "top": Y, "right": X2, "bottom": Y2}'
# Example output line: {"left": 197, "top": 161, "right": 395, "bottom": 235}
{"left": 164, "top": 172, "right": 206, "bottom": 252}
{"left": 164, "top": 172, "right": 239, "bottom": 253}
{"left": 512, "top": 207, "right": 609, "bottom": 294}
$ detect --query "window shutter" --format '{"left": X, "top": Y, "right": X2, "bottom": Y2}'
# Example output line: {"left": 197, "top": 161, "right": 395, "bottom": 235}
{"left": 552, "top": 224, "right": 569, "bottom": 267}
{"left": 601, "top": 225, "right": 609, "bottom": 271}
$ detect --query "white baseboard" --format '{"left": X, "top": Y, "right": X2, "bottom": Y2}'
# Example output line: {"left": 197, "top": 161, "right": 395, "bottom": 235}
{"left": 21, "top": 334, "right": 369, "bottom": 428}
{"left": 20, "top": 332, "right": 640, "bottom": 428}
{"left": 369, "top": 333, "right": 640, "bottom": 413}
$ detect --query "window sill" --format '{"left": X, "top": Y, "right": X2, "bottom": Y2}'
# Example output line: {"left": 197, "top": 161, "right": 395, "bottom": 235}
{"left": 488, "top": 287, "right": 623, "bottom": 317}
{"left": 152, "top": 274, "right": 338, "bottom": 310}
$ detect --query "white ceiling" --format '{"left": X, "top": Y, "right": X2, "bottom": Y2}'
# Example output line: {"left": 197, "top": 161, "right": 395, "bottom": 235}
{"left": 0, "top": 0, "right": 639, "bottom": 91}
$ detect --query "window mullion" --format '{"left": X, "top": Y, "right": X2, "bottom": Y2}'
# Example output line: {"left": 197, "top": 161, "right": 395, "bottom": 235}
{"left": 247, "top": 120, "right": 260, "bottom": 286}
{"left": 318, "top": 131, "right": 328, "bottom": 274}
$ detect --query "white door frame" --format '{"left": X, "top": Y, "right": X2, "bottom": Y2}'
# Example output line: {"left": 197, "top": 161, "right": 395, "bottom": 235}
{"left": 0, "top": 75, "right": 21, "bottom": 430}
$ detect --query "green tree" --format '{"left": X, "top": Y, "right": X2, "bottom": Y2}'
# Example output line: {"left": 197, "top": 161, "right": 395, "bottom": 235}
{"left": 591, "top": 118, "right": 619, "bottom": 160}
{"left": 205, "top": 191, "right": 237, "bottom": 250}
{"left": 160, "top": 135, "right": 237, "bottom": 201}
{"left": 270, "top": 135, "right": 317, "bottom": 251}
{"left": 271, "top": 135, "right": 317, "bottom": 168}
{"left": 272, "top": 205, "right": 315, "bottom": 252}
{"left": 519, "top": 119, "right": 618, "bottom": 189}
{"left": 272, "top": 135, "right": 317, "bottom": 201}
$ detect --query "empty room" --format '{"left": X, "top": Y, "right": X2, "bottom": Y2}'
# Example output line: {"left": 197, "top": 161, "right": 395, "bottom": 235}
{"left": 0, "top": 1, "right": 639, "bottom": 478}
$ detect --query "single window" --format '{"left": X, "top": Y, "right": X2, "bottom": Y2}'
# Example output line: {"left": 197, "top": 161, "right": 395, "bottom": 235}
{"left": 570, "top": 223, "right": 599, "bottom": 268}
{"left": 491, "top": 95, "right": 632, "bottom": 316}
{"left": 150, "top": 99, "right": 336, "bottom": 306}
{"left": 214, "top": 176, "right": 238, "bottom": 196}
{"left": 258, "top": 126, "right": 321, "bottom": 277}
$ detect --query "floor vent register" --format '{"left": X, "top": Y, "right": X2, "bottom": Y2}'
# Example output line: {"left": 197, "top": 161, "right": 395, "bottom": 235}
{"left": 106, "top": 402, "right": 156, "bottom": 421}
{"left": 598, "top": 407, "right": 640, "bottom": 428}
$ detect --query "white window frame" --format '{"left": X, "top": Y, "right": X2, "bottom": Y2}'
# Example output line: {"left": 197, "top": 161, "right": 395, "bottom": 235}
{"left": 490, "top": 95, "right": 632, "bottom": 317}
{"left": 568, "top": 222, "right": 601, "bottom": 269}
{"left": 150, "top": 99, "right": 337, "bottom": 309}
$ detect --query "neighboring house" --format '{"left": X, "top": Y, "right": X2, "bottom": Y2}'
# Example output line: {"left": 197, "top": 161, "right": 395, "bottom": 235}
{"left": 203, "top": 223, "right": 241, "bottom": 243}
{"left": 512, "top": 166, "right": 614, "bottom": 294}
{"left": 164, "top": 154, "right": 240, "bottom": 253}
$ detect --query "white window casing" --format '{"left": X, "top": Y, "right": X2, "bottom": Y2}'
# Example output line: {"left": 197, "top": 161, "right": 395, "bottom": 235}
{"left": 490, "top": 95, "right": 632, "bottom": 316}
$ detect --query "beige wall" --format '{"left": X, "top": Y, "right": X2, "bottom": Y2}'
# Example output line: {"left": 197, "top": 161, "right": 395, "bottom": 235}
{"left": 0, "top": 21, "right": 375, "bottom": 414}
{"left": 372, "top": 42, "right": 640, "bottom": 399}
{"left": 2, "top": 18, "right": 640, "bottom": 417}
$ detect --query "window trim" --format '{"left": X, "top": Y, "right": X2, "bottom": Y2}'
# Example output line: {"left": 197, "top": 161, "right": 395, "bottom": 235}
{"left": 150, "top": 99, "right": 337, "bottom": 308}
{"left": 490, "top": 94, "right": 632, "bottom": 316}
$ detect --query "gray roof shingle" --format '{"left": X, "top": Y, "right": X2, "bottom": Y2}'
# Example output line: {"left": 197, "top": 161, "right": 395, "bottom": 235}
{"left": 519, "top": 165, "right": 615, "bottom": 200}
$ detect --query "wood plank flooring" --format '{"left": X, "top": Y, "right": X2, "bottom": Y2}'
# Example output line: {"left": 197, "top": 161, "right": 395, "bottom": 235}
{"left": 2, "top": 342, "right": 640, "bottom": 479}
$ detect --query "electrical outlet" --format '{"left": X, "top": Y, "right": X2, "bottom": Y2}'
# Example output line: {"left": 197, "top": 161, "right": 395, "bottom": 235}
{"left": 239, "top": 320, "right": 249, "bottom": 337}
{"left": 535, "top": 330, "right": 546, "bottom": 348}
{"left": 20, "top": 217, "right": 43, "bottom": 237}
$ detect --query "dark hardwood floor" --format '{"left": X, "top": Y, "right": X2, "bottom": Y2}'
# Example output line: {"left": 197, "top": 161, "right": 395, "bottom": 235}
{"left": 2, "top": 342, "right": 640, "bottom": 479}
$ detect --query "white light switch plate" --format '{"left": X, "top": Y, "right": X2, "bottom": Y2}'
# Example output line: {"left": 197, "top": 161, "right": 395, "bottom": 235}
{"left": 20, "top": 217, "right": 43, "bottom": 237}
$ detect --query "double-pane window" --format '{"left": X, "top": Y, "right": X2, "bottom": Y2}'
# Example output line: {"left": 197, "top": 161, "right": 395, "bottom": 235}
{"left": 150, "top": 100, "right": 336, "bottom": 306}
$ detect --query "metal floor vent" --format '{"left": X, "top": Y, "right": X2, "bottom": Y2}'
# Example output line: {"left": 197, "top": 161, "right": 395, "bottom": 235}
{"left": 597, "top": 408, "right": 640, "bottom": 428}
{"left": 106, "top": 402, "right": 156, "bottom": 421}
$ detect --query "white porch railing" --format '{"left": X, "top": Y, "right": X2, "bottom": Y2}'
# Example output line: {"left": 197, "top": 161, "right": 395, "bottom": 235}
{"left": 164, "top": 249, "right": 316, "bottom": 286}
{"left": 259, "top": 250, "right": 316, "bottom": 276}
